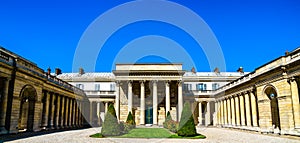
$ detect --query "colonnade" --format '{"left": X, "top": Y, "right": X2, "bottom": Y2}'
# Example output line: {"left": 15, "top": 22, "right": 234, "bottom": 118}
{"left": 89, "top": 101, "right": 111, "bottom": 126}
{"left": 115, "top": 80, "right": 183, "bottom": 125}
{"left": 41, "top": 90, "right": 85, "bottom": 129}
{"left": 215, "top": 91, "right": 259, "bottom": 129}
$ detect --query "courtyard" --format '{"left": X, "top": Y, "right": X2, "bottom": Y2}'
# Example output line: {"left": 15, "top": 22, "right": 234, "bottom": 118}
{"left": 2, "top": 127, "right": 299, "bottom": 143}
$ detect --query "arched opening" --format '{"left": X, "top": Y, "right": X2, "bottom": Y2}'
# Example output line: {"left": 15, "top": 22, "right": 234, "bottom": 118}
{"left": 264, "top": 86, "right": 280, "bottom": 130}
{"left": 18, "top": 85, "right": 37, "bottom": 132}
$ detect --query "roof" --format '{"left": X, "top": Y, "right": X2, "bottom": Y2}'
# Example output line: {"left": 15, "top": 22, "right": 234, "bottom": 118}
{"left": 57, "top": 72, "right": 115, "bottom": 80}
{"left": 57, "top": 71, "right": 245, "bottom": 80}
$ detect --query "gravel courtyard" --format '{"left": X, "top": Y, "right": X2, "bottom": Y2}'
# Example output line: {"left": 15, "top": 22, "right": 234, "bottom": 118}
{"left": 3, "top": 127, "right": 300, "bottom": 143}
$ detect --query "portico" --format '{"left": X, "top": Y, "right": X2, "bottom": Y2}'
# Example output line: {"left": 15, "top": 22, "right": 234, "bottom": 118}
{"left": 113, "top": 64, "right": 185, "bottom": 125}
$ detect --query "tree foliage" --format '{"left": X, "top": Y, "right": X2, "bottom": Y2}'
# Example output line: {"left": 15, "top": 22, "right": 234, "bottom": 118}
{"left": 177, "top": 102, "right": 197, "bottom": 137}
{"left": 101, "top": 104, "right": 121, "bottom": 136}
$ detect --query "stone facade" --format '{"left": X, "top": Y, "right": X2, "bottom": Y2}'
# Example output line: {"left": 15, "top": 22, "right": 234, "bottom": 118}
{"left": 214, "top": 47, "right": 300, "bottom": 136}
{"left": 0, "top": 47, "right": 88, "bottom": 135}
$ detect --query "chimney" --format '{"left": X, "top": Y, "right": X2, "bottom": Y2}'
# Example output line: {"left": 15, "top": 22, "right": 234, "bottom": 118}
{"left": 285, "top": 50, "right": 289, "bottom": 56}
{"left": 214, "top": 67, "right": 220, "bottom": 74}
{"left": 55, "top": 68, "right": 62, "bottom": 75}
{"left": 79, "top": 67, "right": 84, "bottom": 75}
{"left": 191, "top": 67, "right": 196, "bottom": 74}
{"left": 237, "top": 67, "right": 244, "bottom": 74}
{"left": 47, "top": 67, "right": 51, "bottom": 75}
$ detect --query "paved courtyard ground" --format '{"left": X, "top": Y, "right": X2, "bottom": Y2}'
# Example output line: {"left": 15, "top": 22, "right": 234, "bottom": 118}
{"left": 2, "top": 127, "right": 300, "bottom": 143}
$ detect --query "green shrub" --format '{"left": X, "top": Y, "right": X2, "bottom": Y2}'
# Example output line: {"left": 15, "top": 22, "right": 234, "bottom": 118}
{"left": 166, "top": 120, "right": 179, "bottom": 133}
{"left": 163, "top": 111, "right": 178, "bottom": 133}
{"left": 126, "top": 111, "right": 136, "bottom": 127}
{"left": 101, "top": 104, "right": 121, "bottom": 136}
{"left": 177, "top": 102, "right": 197, "bottom": 137}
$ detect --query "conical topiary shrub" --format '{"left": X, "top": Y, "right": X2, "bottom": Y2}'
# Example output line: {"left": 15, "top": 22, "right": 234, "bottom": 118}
{"left": 126, "top": 111, "right": 136, "bottom": 126}
{"left": 177, "top": 102, "right": 197, "bottom": 137}
{"left": 101, "top": 104, "right": 121, "bottom": 136}
{"left": 163, "top": 111, "right": 172, "bottom": 129}
{"left": 165, "top": 111, "right": 172, "bottom": 122}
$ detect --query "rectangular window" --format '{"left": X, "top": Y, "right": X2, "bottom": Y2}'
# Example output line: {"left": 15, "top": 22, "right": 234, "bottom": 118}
{"left": 196, "top": 83, "right": 206, "bottom": 91}
{"left": 95, "top": 84, "right": 100, "bottom": 91}
{"left": 183, "top": 84, "right": 192, "bottom": 91}
{"left": 76, "top": 84, "right": 84, "bottom": 90}
{"left": 212, "top": 83, "right": 219, "bottom": 90}
{"left": 110, "top": 83, "right": 115, "bottom": 91}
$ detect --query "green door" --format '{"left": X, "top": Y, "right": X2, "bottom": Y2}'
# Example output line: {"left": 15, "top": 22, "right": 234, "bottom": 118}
{"left": 145, "top": 107, "right": 153, "bottom": 124}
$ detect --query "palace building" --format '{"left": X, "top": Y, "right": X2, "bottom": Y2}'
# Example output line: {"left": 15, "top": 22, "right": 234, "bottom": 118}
{"left": 0, "top": 46, "right": 299, "bottom": 136}
{"left": 58, "top": 47, "right": 300, "bottom": 136}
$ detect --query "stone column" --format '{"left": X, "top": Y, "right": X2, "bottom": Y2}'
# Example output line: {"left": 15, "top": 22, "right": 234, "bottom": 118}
{"left": 231, "top": 97, "right": 236, "bottom": 126}
{"left": 220, "top": 100, "right": 224, "bottom": 125}
{"left": 53, "top": 94, "right": 58, "bottom": 128}
{"left": 153, "top": 80, "right": 158, "bottom": 125}
{"left": 47, "top": 92, "right": 53, "bottom": 128}
{"left": 140, "top": 81, "right": 145, "bottom": 125}
{"left": 58, "top": 95, "right": 63, "bottom": 128}
{"left": 41, "top": 91, "right": 48, "bottom": 128}
{"left": 128, "top": 81, "right": 133, "bottom": 113}
{"left": 206, "top": 102, "right": 211, "bottom": 126}
{"left": 0, "top": 78, "right": 9, "bottom": 133}
{"left": 115, "top": 81, "right": 120, "bottom": 120}
{"left": 67, "top": 97, "right": 71, "bottom": 126}
{"left": 165, "top": 81, "right": 170, "bottom": 114}
{"left": 240, "top": 94, "right": 246, "bottom": 126}
{"left": 214, "top": 101, "right": 219, "bottom": 126}
{"left": 235, "top": 96, "right": 241, "bottom": 126}
{"left": 105, "top": 102, "right": 108, "bottom": 113}
{"left": 250, "top": 92, "right": 258, "bottom": 127}
{"left": 224, "top": 99, "right": 227, "bottom": 125}
{"left": 89, "top": 101, "right": 93, "bottom": 126}
{"left": 97, "top": 102, "right": 101, "bottom": 121}
{"left": 74, "top": 101, "right": 78, "bottom": 126}
{"left": 245, "top": 92, "right": 252, "bottom": 127}
{"left": 72, "top": 99, "right": 76, "bottom": 126}
{"left": 290, "top": 78, "right": 300, "bottom": 129}
{"left": 178, "top": 81, "right": 183, "bottom": 120}
{"left": 63, "top": 96, "right": 67, "bottom": 127}
{"left": 78, "top": 101, "right": 82, "bottom": 126}
{"left": 227, "top": 98, "right": 231, "bottom": 125}
{"left": 198, "top": 102, "right": 202, "bottom": 126}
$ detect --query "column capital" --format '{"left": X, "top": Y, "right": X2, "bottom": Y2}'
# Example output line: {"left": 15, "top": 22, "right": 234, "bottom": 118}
{"left": 165, "top": 80, "right": 170, "bottom": 85}
{"left": 139, "top": 80, "right": 145, "bottom": 86}
{"left": 177, "top": 80, "right": 182, "bottom": 86}
{"left": 288, "top": 77, "right": 298, "bottom": 83}
{"left": 150, "top": 80, "right": 158, "bottom": 84}
{"left": 115, "top": 80, "right": 120, "bottom": 86}
{"left": 127, "top": 80, "right": 132, "bottom": 86}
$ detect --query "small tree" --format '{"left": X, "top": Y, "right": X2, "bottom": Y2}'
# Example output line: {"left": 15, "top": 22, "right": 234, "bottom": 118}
{"left": 163, "top": 111, "right": 172, "bottom": 128}
{"left": 177, "top": 102, "right": 197, "bottom": 137}
{"left": 126, "top": 111, "right": 136, "bottom": 126}
{"left": 165, "top": 111, "right": 172, "bottom": 122}
{"left": 101, "top": 104, "right": 121, "bottom": 136}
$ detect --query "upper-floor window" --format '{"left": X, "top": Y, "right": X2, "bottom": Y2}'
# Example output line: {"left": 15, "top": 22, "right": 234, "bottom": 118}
{"left": 110, "top": 83, "right": 115, "bottom": 91}
{"left": 212, "top": 83, "right": 219, "bottom": 90}
{"left": 196, "top": 83, "right": 206, "bottom": 91}
{"left": 76, "top": 84, "right": 84, "bottom": 90}
{"left": 95, "top": 84, "right": 100, "bottom": 91}
{"left": 183, "top": 84, "right": 192, "bottom": 91}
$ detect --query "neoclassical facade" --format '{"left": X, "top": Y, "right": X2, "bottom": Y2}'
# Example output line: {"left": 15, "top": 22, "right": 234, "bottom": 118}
{"left": 0, "top": 47, "right": 88, "bottom": 135}
{"left": 59, "top": 47, "right": 300, "bottom": 136}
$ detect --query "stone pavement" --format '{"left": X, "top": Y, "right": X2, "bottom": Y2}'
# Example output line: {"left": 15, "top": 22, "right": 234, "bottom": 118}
{"left": 2, "top": 127, "right": 300, "bottom": 143}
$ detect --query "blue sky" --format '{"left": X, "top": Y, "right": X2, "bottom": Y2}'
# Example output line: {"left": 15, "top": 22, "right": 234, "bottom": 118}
{"left": 0, "top": 0, "right": 299, "bottom": 72}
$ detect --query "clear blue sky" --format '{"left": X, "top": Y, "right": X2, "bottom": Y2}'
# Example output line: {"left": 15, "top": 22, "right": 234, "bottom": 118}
{"left": 0, "top": 0, "right": 299, "bottom": 72}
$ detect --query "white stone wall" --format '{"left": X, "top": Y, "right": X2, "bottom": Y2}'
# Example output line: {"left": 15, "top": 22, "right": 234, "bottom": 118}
{"left": 69, "top": 82, "right": 115, "bottom": 91}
